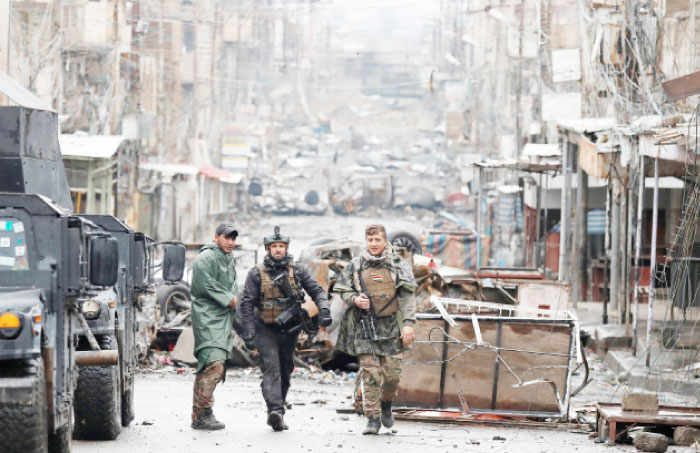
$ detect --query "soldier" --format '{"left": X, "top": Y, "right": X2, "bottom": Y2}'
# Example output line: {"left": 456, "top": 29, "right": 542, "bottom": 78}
{"left": 334, "top": 224, "right": 417, "bottom": 435}
{"left": 240, "top": 226, "right": 332, "bottom": 431}
{"left": 190, "top": 222, "right": 239, "bottom": 430}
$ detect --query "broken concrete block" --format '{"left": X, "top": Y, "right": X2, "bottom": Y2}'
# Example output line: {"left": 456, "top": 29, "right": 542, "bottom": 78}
{"left": 622, "top": 393, "right": 659, "bottom": 412}
{"left": 674, "top": 426, "right": 700, "bottom": 446}
{"left": 633, "top": 432, "right": 668, "bottom": 452}
{"left": 171, "top": 327, "right": 197, "bottom": 366}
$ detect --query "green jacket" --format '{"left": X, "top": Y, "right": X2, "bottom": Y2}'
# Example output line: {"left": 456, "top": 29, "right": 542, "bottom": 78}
{"left": 190, "top": 243, "right": 237, "bottom": 361}
{"left": 333, "top": 248, "right": 417, "bottom": 356}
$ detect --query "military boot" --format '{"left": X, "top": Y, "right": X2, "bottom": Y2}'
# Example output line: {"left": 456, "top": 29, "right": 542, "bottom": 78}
{"left": 267, "top": 410, "right": 285, "bottom": 432}
{"left": 191, "top": 408, "right": 225, "bottom": 430}
{"left": 362, "top": 417, "right": 381, "bottom": 435}
{"left": 380, "top": 400, "right": 394, "bottom": 428}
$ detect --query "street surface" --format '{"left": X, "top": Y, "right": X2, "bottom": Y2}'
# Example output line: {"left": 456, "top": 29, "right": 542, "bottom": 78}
{"left": 73, "top": 367, "right": 630, "bottom": 453}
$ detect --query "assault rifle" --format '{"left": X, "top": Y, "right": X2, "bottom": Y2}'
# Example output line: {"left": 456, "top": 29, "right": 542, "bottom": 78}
{"left": 272, "top": 272, "right": 317, "bottom": 335}
{"left": 356, "top": 272, "right": 378, "bottom": 356}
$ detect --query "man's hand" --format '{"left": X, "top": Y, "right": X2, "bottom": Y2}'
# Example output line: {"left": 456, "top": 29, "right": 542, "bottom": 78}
{"left": 319, "top": 308, "right": 332, "bottom": 327}
{"left": 353, "top": 294, "right": 370, "bottom": 310}
{"left": 243, "top": 336, "right": 256, "bottom": 352}
{"left": 401, "top": 325, "right": 415, "bottom": 346}
{"left": 228, "top": 296, "right": 238, "bottom": 309}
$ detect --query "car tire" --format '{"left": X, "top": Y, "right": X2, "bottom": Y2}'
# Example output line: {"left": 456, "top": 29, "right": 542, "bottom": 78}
{"left": 157, "top": 284, "right": 191, "bottom": 327}
{"left": 388, "top": 231, "right": 423, "bottom": 255}
{"left": 48, "top": 416, "right": 72, "bottom": 453}
{"left": 0, "top": 358, "right": 49, "bottom": 453}
{"left": 73, "top": 335, "right": 122, "bottom": 440}
{"left": 121, "top": 380, "right": 135, "bottom": 427}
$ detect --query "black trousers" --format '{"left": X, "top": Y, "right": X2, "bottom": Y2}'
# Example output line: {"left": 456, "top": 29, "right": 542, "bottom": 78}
{"left": 254, "top": 319, "right": 299, "bottom": 414}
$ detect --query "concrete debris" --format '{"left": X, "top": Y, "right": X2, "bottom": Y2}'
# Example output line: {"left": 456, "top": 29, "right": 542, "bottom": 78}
{"left": 633, "top": 432, "right": 668, "bottom": 453}
{"left": 622, "top": 393, "right": 659, "bottom": 412}
{"left": 674, "top": 426, "right": 700, "bottom": 446}
{"left": 136, "top": 291, "right": 160, "bottom": 360}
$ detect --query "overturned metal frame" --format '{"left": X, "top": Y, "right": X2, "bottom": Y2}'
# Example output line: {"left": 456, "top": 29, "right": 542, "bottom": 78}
{"left": 395, "top": 297, "right": 582, "bottom": 420}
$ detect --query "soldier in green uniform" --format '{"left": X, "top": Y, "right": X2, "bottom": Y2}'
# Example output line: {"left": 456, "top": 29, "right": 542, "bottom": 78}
{"left": 334, "top": 224, "right": 417, "bottom": 435}
{"left": 189, "top": 222, "right": 239, "bottom": 430}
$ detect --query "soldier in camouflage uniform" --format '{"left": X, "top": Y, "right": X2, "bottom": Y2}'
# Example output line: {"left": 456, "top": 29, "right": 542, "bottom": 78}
{"left": 190, "top": 223, "right": 239, "bottom": 431}
{"left": 334, "top": 224, "right": 417, "bottom": 435}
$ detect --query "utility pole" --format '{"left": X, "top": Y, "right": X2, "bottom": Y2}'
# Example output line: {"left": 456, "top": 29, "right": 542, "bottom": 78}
{"left": 646, "top": 150, "right": 660, "bottom": 367}
{"left": 573, "top": 164, "right": 588, "bottom": 307}
{"left": 558, "top": 141, "right": 572, "bottom": 282}
{"left": 632, "top": 154, "right": 645, "bottom": 356}
{"left": 515, "top": 0, "right": 524, "bottom": 160}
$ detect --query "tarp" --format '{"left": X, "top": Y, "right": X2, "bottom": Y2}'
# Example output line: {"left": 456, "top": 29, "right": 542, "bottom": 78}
{"left": 495, "top": 190, "right": 524, "bottom": 231}
{"left": 423, "top": 233, "right": 478, "bottom": 270}
{"left": 199, "top": 166, "right": 244, "bottom": 184}
{"left": 551, "top": 209, "right": 606, "bottom": 234}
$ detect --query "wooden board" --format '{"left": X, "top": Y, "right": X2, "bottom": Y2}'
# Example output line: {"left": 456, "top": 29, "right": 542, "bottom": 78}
{"left": 395, "top": 315, "right": 574, "bottom": 417}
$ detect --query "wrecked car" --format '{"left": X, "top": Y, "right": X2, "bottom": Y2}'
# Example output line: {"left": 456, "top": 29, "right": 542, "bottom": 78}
{"left": 329, "top": 174, "right": 394, "bottom": 215}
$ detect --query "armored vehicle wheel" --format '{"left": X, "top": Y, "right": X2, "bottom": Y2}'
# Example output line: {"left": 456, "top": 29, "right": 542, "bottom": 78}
{"left": 48, "top": 416, "right": 72, "bottom": 453}
{"left": 73, "top": 335, "right": 122, "bottom": 440}
{"left": 0, "top": 358, "right": 48, "bottom": 453}
{"left": 121, "top": 379, "right": 135, "bottom": 427}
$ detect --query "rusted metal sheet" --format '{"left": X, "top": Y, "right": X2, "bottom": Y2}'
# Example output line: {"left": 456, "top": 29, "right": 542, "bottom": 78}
{"left": 476, "top": 267, "right": 544, "bottom": 280}
{"left": 393, "top": 409, "right": 589, "bottom": 431}
{"left": 578, "top": 135, "right": 618, "bottom": 179}
{"left": 395, "top": 304, "right": 579, "bottom": 420}
{"left": 596, "top": 402, "right": 700, "bottom": 444}
{"left": 662, "top": 71, "right": 700, "bottom": 102}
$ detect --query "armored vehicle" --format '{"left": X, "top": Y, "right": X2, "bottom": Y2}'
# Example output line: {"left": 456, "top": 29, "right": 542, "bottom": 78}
{"left": 72, "top": 215, "right": 183, "bottom": 440}
{"left": 0, "top": 99, "right": 120, "bottom": 452}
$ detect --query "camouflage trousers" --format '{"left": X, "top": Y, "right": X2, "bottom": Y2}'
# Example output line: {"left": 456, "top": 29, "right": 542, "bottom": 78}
{"left": 358, "top": 352, "right": 403, "bottom": 418}
{"left": 191, "top": 360, "right": 225, "bottom": 419}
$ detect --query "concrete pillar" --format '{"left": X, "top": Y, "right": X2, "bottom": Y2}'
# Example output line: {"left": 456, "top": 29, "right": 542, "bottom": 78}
{"left": 573, "top": 166, "right": 588, "bottom": 306}
{"left": 610, "top": 178, "right": 622, "bottom": 311}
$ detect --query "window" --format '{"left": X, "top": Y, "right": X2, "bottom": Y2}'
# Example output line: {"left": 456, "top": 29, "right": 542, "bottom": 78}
{"left": 0, "top": 218, "right": 29, "bottom": 270}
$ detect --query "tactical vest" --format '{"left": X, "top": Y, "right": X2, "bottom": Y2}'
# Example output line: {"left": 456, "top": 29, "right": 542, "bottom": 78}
{"left": 354, "top": 265, "right": 398, "bottom": 317}
{"left": 257, "top": 264, "right": 296, "bottom": 324}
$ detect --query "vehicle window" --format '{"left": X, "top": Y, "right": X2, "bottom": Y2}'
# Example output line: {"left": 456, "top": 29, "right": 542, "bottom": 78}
{"left": 0, "top": 218, "right": 30, "bottom": 270}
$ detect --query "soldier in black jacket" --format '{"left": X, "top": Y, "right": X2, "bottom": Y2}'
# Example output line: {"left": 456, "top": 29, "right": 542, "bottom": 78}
{"left": 240, "top": 227, "right": 332, "bottom": 431}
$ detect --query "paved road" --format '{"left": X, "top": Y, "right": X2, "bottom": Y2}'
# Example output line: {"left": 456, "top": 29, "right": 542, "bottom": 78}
{"left": 73, "top": 370, "right": 623, "bottom": 453}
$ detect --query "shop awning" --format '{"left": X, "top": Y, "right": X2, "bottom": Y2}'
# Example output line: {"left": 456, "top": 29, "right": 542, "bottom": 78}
{"left": 60, "top": 134, "right": 126, "bottom": 159}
